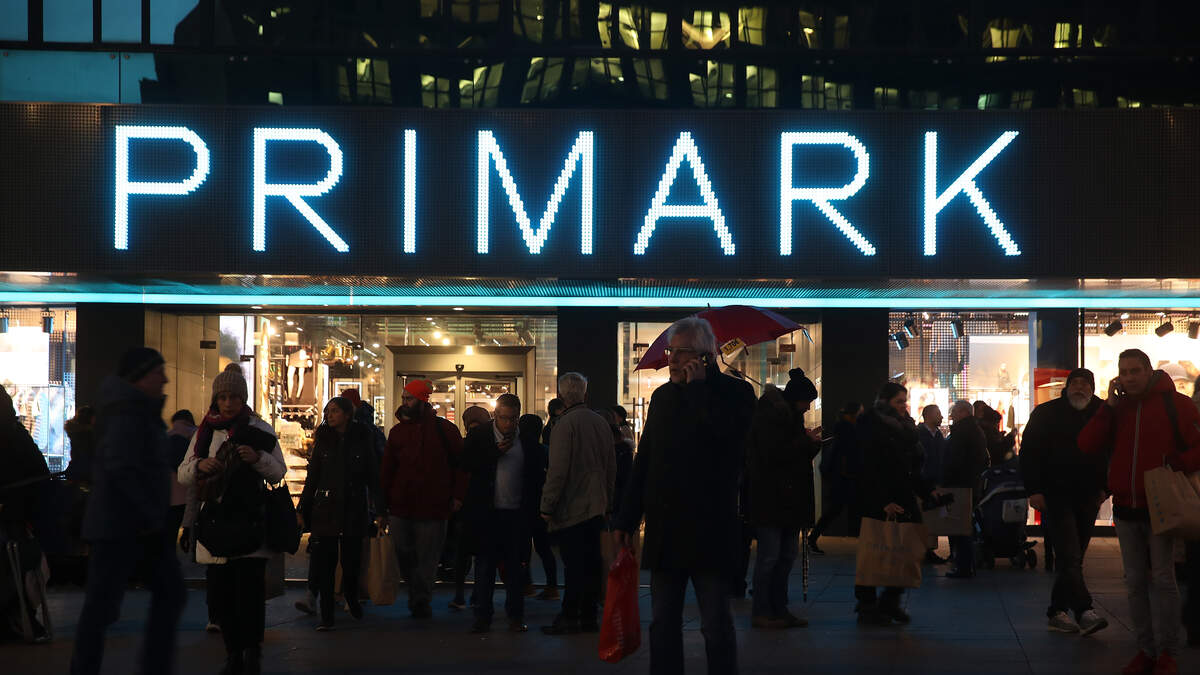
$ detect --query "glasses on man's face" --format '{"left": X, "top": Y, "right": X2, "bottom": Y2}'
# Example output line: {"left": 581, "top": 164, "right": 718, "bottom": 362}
{"left": 496, "top": 414, "right": 518, "bottom": 423}
{"left": 664, "top": 346, "right": 699, "bottom": 359}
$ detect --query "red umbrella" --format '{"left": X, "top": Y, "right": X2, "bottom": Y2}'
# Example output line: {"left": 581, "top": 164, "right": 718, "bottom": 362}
{"left": 634, "top": 305, "right": 802, "bottom": 371}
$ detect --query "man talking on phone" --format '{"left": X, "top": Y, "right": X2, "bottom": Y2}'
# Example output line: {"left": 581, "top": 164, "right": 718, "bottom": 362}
{"left": 614, "top": 317, "right": 755, "bottom": 674}
{"left": 1079, "top": 349, "right": 1200, "bottom": 675}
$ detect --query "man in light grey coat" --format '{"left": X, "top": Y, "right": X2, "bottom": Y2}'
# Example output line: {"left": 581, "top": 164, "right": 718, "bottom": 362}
{"left": 539, "top": 372, "right": 617, "bottom": 635}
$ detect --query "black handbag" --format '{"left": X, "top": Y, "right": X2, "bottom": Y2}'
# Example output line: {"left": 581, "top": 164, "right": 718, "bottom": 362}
{"left": 265, "top": 482, "right": 302, "bottom": 554}
{"left": 195, "top": 499, "right": 265, "bottom": 558}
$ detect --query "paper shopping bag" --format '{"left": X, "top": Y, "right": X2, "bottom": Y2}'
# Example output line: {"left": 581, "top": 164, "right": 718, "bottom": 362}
{"left": 366, "top": 532, "right": 401, "bottom": 606}
{"left": 598, "top": 547, "right": 641, "bottom": 663}
{"left": 855, "top": 517, "right": 927, "bottom": 589}
{"left": 921, "top": 488, "right": 973, "bottom": 536}
{"left": 1145, "top": 466, "right": 1200, "bottom": 539}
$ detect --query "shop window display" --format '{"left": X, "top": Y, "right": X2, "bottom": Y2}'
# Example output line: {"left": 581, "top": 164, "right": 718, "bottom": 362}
{"left": 0, "top": 307, "right": 75, "bottom": 471}
{"left": 1083, "top": 311, "right": 1200, "bottom": 399}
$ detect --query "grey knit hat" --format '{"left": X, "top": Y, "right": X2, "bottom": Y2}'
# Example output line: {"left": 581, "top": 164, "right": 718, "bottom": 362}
{"left": 213, "top": 363, "right": 248, "bottom": 401}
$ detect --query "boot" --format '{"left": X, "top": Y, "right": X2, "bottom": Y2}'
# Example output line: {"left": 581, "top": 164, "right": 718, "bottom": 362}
{"left": 242, "top": 646, "right": 262, "bottom": 675}
{"left": 218, "top": 650, "right": 244, "bottom": 675}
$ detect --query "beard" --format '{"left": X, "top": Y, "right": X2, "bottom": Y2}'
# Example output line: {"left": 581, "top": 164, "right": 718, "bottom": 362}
{"left": 399, "top": 402, "right": 424, "bottom": 419}
{"left": 1067, "top": 392, "right": 1091, "bottom": 411}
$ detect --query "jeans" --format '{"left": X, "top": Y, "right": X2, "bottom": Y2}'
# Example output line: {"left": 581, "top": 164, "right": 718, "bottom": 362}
{"left": 70, "top": 534, "right": 186, "bottom": 675}
{"left": 1043, "top": 498, "right": 1099, "bottom": 618}
{"left": 751, "top": 526, "right": 798, "bottom": 618}
{"left": 208, "top": 557, "right": 268, "bottom": 654}
{"left": 474, "top": 509, "right": 529, "bottom": 621}
{"left": 312, "top": 535, "right": 363, "bottom": 624}
{"left": 1115, "top": 518, "right": 1181, "bottom": 658}
{"left": 650, "top": 569, "right": 737, "bottom": 675}
{"left": 555, "top": 516, "right": 604, "bottom": 625}
{"left": 390, "top": 516, "right": 447, "bottom": 612}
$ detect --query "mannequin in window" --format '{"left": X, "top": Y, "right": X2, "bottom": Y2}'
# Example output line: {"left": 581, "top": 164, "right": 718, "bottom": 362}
{"left": 288, "top": 347, "right": 311, "bottom": 400}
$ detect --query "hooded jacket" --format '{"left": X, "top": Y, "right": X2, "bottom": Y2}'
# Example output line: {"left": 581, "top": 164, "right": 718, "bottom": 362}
{"left": 1078, "top": 370, "right": 1200, "bottom": 511}
{"left": 82, "top": 376, "right": 171, "bottom": 541}
{"left": 381, "top": 405, "right": 466, "bottom": 520}
{"left": 1020, "top": 391, "right": 1106, "bottom": 500}
{"left": 743, "top": 385, "right": 820, "bottom": 529}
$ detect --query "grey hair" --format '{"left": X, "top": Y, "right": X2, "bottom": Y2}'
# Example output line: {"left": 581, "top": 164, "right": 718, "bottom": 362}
{"left": 666, "top": 317, "right": 719, "bottom": 356}
{"left": 558, "top": 372, "right": 589, "bottom": 405}
{"left": 951, "top": 399, "right": 973, "bottom": 416}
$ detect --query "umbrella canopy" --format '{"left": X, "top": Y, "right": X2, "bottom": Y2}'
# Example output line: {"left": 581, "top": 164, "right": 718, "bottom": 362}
{"left": 634, "top": 305, "right": 801, "bottom": 371}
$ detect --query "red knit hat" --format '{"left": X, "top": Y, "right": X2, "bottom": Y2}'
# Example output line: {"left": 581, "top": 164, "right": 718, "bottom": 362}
{"left": 404, "top": 379, "right": 433, "bottom": 402}
{"left": 341, "top": 388, "right": 362, "bottom": 408}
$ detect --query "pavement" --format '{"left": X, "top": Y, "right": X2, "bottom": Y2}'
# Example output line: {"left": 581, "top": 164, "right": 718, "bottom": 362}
{"left": 5, "top": 536, "right": 1198, "bottom": 674}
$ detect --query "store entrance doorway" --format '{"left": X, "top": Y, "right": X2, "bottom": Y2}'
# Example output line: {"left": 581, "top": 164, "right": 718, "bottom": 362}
{"left": 387, "top": 346, "right": 535, "bottom": 433}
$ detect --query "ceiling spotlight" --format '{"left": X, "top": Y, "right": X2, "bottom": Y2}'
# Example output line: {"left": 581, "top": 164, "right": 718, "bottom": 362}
{"left": 1155, "top": 320, "right": 1174, "bottom": 337}
{"left": 902, "top": 318, "right": 920, "bottom": 339}
{"left": 1188, "top": 321, "right": 1200, "bottom": 340}
{"left": 1104, "top": 319, "right": 1123, "bottom": 336}
{"left": 891, "top": 332, "right": 909, "bottom": 350}
{"left": 950, "top": 319, "right": 965, "bottom": 339}
{"left": 41, "top": 309, "right": 54, "bottom": 334}
{"left": 453, "top": 307, "right": 464, "bottom": 311}
{"left": 1120, "top": 313, "right": 1130, "bottom": 320}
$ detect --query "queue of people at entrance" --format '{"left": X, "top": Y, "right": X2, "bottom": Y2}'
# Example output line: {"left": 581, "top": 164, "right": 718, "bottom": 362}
{"left": 6, "top": 321, "right": 1200, "bottom": 675}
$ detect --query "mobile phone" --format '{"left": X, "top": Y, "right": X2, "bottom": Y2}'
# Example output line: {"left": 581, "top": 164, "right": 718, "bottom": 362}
{"left": 700, "top": 353, "right": 713, "bottom": 368}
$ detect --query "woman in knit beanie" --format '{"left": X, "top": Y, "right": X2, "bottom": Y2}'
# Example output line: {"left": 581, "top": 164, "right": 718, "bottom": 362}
{"left": 177, "top": 363, "right": 286, "bottom": 674}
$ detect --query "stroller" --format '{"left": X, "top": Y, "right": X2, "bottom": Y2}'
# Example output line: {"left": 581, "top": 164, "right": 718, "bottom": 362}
{"left": 973, "top": 459, "right": 1037, "bottom": 570}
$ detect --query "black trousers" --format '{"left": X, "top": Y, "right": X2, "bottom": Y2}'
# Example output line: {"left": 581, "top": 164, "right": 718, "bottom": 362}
{"left": 474, "top": 510, "right": 530, "bottom": 621}
{"left": 555, "top": 516, "right": 604, "bottom": 624}
{"left": 208, "top": 557, "right": 267, "bottom": 653}
{"left": 1184, "top": 540, "right": 1200, "bottom": 627}
{"left": 529, "top": 518, "right": 558, "bottom": 588}
{"left": 1043, "top": 497, "right": 1099, "bottom": 618}
{"left": 70, "top": 534, "right": 186, "bottom": 675}
{"left": 312, "top": 535, "right": 363, "bottom": 624}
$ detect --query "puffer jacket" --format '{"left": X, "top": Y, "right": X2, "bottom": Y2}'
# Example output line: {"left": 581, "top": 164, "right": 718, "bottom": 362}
{"left": 1078, "top": 370, "right": 1200, "bottom": 511}
{"left": 744, "top": 385, "right": 820, "bottom": 529}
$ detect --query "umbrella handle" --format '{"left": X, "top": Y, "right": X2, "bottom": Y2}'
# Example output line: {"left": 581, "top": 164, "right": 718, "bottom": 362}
{"left": 719, "top": 353, "right": 762, "bottom": 387}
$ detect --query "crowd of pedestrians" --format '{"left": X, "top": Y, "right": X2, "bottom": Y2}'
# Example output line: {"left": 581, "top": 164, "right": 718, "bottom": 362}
{"left": 3, "top": 326, "right": 1200, "bottom": 675}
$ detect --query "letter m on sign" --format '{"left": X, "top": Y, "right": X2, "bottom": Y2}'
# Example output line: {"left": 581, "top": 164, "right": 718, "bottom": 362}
{"left": 476, "top": 130, "right": 594, "bottom": 255}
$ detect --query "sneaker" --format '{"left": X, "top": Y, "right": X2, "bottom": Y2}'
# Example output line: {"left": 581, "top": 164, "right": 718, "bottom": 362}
{"left": 449, "top": 598, "right": 467, "bottom": 611}
{"left": 809, "top": 541, "right": 826, "bottom": 556}
{"left": 536, "top": 588, "right": 560, "bottom": 601}
{"left": 1152, "top": 653, "right": 1177, "bottom": 675}
{"left": 751, "top": 615, "right": 787, "bottom": 629}
{"left": 205, "top": 622, "right": 222, "bottom": 633}
{"left": 1048, "top": 611, "right": 1080, "bottom": 633}
{"left": 294, "top": 592, "right": 316, "bottom": 616}
{"left": 315, "top": 623, "right": 334, "bottom": 632}
{"left": 781, "top": 612, "right": 809, "bottom": 628}
{"left": 1077, "top": 610, "right": 1108, "bottom": 636}
{"left": 1121, "top": 651, "right": 1156, "bottom": 675}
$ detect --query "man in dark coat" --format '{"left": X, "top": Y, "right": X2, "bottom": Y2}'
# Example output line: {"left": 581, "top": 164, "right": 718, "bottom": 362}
{"left": 615, "top": 317, "right": 755, "bottom": 675}
{"left": 0, "top": 385, "right": 50, "bottom": 640}
{"left": 71, "top": 348, "right": 186, "bottom": 675}
{"left": 744, "top": 369, "right": 820, "bottom": 629}
{"left": 941, "top": 400, "right": 989, "bottom": 579}
{"left": 917, "top": 405, "right": 949, "bottom": 565}
{"left": 460, "top": 394, "right": 546, "bottom": 634}
{"left": 1021, "top": 368, "right": 1109, "bottom": 635}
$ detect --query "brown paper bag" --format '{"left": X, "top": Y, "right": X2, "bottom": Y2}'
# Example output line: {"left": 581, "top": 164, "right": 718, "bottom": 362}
{"left": 366, "top": 532, "right": 401, "bottom": 606}
{"left": 854, "top": 517, "right": 927, "bottom": 589}
{"left": 922, "top": 488, "right": 974, "bottom": 537}
{"left": 1145, "top": 466, "right": 1200, "bottom": 539}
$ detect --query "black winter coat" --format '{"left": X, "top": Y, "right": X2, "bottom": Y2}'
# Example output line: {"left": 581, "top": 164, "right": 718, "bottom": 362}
{"left": 1020, "top": 393, "right": 1106, "bottom": 501}
{"left": 300, "top": 422, "right": 379, "bottom": 538}
{"left": 744, "top": 386, "right": 820, "bottom": 529}
{"left": 0, "top": 417, "right": 49, "bottom": 537}
{"left": 460, "top": 423, "right": 547, "bottom": 524}
{"left": 855, "top": 404, "right": 931, "bottom": 523}
{"left": 942, "top": 416, "right": 990, "bottom": 494}
{"left": 82, "top": 376, "right": 171, "bottom": 541}
{"left": 617, "top": 367, "right": 755, "bottom": 575}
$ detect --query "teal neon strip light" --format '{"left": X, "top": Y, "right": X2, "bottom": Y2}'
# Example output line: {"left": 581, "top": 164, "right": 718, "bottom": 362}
{"left": 1, "top": 291, "right": 1198, "bottom": 309}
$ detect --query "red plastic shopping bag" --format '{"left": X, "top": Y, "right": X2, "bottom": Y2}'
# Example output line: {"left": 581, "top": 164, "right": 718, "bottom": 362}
{"left": 598, "top": 546, "right": 641, "bottom": 663}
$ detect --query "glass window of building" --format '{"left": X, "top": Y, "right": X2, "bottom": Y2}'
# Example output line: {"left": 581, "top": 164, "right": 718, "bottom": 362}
{"left": 1, "top": 307, "right": 76, "bottom": 470}
{"left": 1083, "top": 311, "right": 1200, "bottom": 400}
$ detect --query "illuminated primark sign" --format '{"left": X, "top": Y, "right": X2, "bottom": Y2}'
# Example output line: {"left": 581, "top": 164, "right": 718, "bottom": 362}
{"left": 113, "top": 125, "right": 1021, "bottom": 259}
{"left": 1, "top": 104, "right": 1196, "bottom": 280}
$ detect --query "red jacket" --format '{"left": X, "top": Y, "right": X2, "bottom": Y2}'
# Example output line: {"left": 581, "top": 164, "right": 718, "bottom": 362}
{"left": 1078, "top": 371, "right": 1200, "bottom": 510}
{"left": 381, "top": 408, "right": 466, "bottom": 520}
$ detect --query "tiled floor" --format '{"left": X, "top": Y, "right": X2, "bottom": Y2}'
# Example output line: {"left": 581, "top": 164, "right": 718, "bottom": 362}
{"left": 7, "top": 536, "right": 1198, "bottom": 674}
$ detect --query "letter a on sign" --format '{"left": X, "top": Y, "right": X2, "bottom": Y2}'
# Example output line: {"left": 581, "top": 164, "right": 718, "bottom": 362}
{"left": 635, "top": 132, "right": 735, "bottom": 256}
{"left": 923, "top": 131, "right": 1020, "bottom": 256}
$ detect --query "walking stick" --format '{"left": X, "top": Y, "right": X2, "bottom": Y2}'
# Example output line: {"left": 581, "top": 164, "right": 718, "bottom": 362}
{"left": 801, "top": 529, "right": 810, "bottom": 602}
